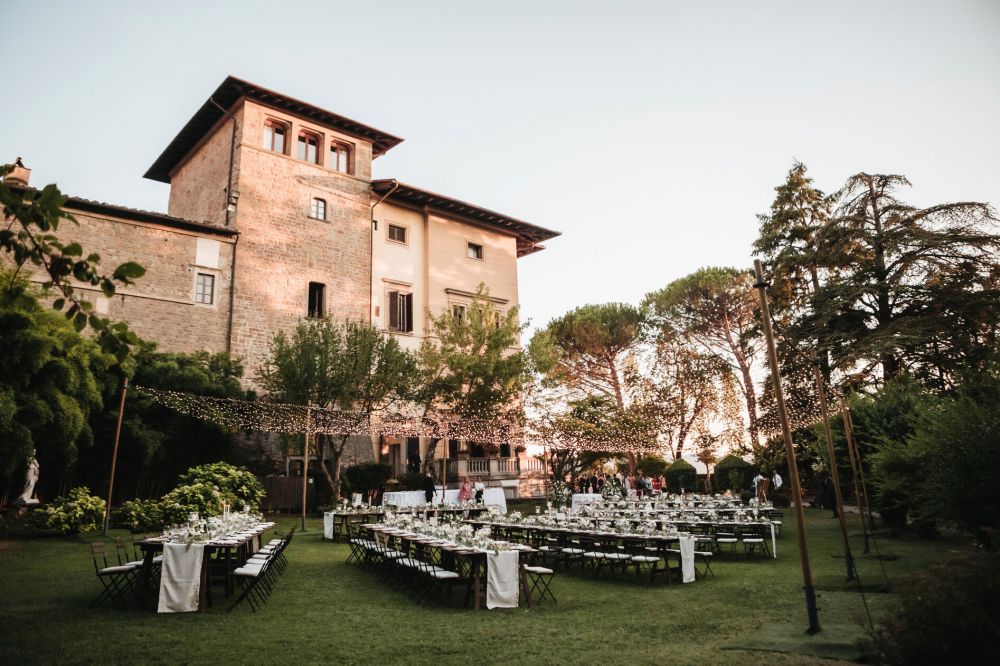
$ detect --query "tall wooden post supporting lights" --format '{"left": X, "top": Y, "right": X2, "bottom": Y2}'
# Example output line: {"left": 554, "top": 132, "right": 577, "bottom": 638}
{"left": 102, "top": 377, "right": 128, "bottom": 535}
{"left": 812, "top": 363, "right": 854, "bottom": 581}
{"left": 753, "top": 260, "right": 821, "bottom": 634}
{"left": 301, "top": 401, "right": 312, "bottom": 531}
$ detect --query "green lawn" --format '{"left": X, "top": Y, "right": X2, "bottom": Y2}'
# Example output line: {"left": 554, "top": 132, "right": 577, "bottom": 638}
{"left": 0, "top": 508, "right": 970, "bottom": 665}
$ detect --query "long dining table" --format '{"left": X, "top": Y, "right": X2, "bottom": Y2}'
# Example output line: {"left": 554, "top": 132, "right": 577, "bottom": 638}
{"left": 134, "top": 521, "right": 275, "bottom": 612}
{"left": 361, "top": 523, "right": 535, "bottom": 609}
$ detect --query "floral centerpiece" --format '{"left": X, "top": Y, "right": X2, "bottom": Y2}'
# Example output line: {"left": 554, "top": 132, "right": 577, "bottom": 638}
{"left": 602, "top": 478, "right": 625, "bottom": 502}
{"left": 548, "top": 480, "right": 571, "bottom": 508}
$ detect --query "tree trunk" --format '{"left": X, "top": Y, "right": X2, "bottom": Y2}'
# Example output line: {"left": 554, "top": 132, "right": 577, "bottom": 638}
{"left": 421, "top": 438, "right": 439, "bottom": 475}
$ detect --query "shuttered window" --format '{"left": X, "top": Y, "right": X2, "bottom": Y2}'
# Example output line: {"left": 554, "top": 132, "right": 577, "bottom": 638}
{"left": 388, "top": 290, "right": 414, "bottom": 333}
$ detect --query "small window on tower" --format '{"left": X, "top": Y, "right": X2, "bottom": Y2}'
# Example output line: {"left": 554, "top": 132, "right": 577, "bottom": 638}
{"left": 263, "top": 119, "right": 288, "bottom": 154}
{"left": 451, "top": 304, "right": 466, "bottom": 324}
{"left": 308, "top": 282, "right": 326, "bottom": 318}
{"left": 467, "top": 242, "right": 484, "bottom": 260}
{"left": 310, "top": 198, "right": 327, "bottom": 220}
{"left": 297, "top": 131, "right": 320, "bottom": 164}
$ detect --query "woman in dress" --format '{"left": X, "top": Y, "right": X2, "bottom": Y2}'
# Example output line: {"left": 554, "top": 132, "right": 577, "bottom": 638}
{"left": 459, "top": 476, "right": 473, "bottom": 502}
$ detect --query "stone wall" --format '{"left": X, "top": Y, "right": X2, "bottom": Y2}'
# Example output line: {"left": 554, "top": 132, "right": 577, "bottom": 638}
{"left": 20, "top": 209, "right": 235, "bottom": 354}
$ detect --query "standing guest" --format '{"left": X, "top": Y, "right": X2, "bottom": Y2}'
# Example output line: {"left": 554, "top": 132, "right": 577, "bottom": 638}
{"left": 458, "top": 476, "right": 473, "bottom": 502}
{"left": 422, "top": 472, "right": 436, "bottom": 504}
{"left": 637, "top": 471, "right": 647, "bottom": 497}
{"left": 597, "top": 475, "right": 606, "bottom": 492}
{"left": 589, "top": 473, "right": 598, "bottom": 494}
{"left": 651, "top": 475, "right": 662, "bottom": 494}
{"left": 474, "top": 476, "right": 486, "bottom": 504}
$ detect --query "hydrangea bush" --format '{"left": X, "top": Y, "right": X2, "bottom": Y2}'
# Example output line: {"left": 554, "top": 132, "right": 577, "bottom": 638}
{"left": 159, "top": 481, "right": 231, "bottom": 525}
{"left": 111, "top": 498, "right": 164, "bottom": 532}
{"left": 45, "top": 487, "right": 106, "bottom": 534}
{"left": 176, "top": 462, "right": 265, "bottom": 511}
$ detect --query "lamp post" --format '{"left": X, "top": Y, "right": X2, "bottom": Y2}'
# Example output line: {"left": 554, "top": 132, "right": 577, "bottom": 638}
{"left": 753, "top": 260, "right": 820, "bottom": 634}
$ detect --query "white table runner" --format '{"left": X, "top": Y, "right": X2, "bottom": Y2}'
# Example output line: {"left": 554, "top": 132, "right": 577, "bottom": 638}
{"left": 157, "top": 543, "right": 204, "bottom": 613}
{"left": 486, "top": 550, "right": 520, "bottom": 609}
{"left": 679, "top": 536, "right": 696, "bottom": 584}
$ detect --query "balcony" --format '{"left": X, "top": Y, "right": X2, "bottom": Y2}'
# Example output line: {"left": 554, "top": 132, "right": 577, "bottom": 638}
{"left": 435, "top": 455, "right": 545, "bottom": 481}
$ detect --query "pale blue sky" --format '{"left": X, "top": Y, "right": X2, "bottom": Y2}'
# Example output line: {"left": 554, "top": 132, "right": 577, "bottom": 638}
{"left": 2, "top": 0, "right": 998, "bottom": 335}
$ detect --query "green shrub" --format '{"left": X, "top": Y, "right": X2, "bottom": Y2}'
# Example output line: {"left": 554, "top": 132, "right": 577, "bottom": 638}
{"left": 912, "top": 381, "right": 1000, "bottom": 545}
{"left": 713, "top": 455, "right": 754, "bottom": 492}
{"left": 176, "top": 462, "right": 264, "bottom": 511}
{"left": 45, "top": 487, "right": 106, "bottom": 534}
{"left": 637, "top": 454, "right": 669, "bottom": 478}
{"left": 665, "top": 459, "right": 696, "bottom": 492}
{"left": 343, "top": 463, "right": 392, "bottom": 498}
{"left": 111, "top": 498, "right": 164, "bottom": 532}
{"left": 159, "top": 482, "right": 232, "bottom": 525}
{"left": 873, "top": 553, "right": 1000, "bottom": 664}
{"left": 396, "top": 471, "right": 425, "bottom": 491}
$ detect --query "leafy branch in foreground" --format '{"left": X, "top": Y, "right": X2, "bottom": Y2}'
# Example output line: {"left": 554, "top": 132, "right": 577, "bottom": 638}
{"left": 1, "top": 163, "right": 145, "bottom": 360}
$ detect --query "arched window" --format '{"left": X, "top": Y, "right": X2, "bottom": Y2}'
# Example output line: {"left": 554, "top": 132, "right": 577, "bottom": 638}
{"left": 310, "top": 197, "right": 327, "bottom": 220}
{"left": 262, "top": 119, "right": 288, "bottom": 154}
{"left": 297, "top": 130, "right": 320, "bottom": 164}
{"left": 329, "top": 140, "right": 352, "bottom": 174}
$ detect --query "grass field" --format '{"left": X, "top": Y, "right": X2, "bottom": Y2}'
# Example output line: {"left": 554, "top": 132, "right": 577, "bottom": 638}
{"left": 0, "top": 506, "right": 971, "bottom": 665}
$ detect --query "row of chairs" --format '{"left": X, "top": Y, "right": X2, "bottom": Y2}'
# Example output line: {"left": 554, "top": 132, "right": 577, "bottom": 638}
{"left": 494, "top": 528, "right": 715, "bottom": 583}
{"left": 347, "top": 523, "right": 556, "bottom": 607}
{"left": 228, "top": 527, "right": 295, "bottom": 612}
{"left": 89, "top": 536, "right": 162, "bottom": 608}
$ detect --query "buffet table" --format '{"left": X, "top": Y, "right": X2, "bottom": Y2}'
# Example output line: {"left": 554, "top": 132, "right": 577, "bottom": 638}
{"left": 382, "top": 488, "right": 507, "bottom": 512}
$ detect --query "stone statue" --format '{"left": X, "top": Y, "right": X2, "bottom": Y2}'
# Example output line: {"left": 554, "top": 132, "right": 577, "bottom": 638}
{"left": 17, "top": 451, "right": 40, "bottom": 505}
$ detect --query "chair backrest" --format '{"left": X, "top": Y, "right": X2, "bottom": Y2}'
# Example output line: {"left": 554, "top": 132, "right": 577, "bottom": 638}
{"left": 90, "top": 542, "right": 110, "bottom": 572}
{"left": 113, "top": 536, "right": 133, "bottom": 565}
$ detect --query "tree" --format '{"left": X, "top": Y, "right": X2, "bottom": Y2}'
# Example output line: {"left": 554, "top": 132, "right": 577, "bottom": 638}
{"left": 637, "top": 333, "right": 730, "bottom": 460}
{"left": 413, "top": 285, "right": 530, "bottom": 471}
{"left": 1, "top": 164, "right": 144, "bottom": 361}
{"left": 82, "top": 346, "right": 249, "bottom": 501}
{"left": 644, "top": 268, "right": 763, "bottom": 452}
{"left": 801, "top": 173, "right": 999, "bottom": 387}
{"left": 754, "top": 161, "right": 835, "bottom": 383}
{"left": 0, "top": 273, "right": 113, "bottom": 500}
{"left": 260, "top": 318, "right": 415, "bottom": 498}
{"left": 530, "top": 302, "right": 646, "bottom": 471}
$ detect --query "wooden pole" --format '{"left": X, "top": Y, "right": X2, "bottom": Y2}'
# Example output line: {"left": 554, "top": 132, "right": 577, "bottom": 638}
{"left": 812, "top": 364, "right": 854, "bottom": 580}
{"left": 103, "top": 377, "right": 128, "bottom": 535}
{"left": 753, "top": 260, "right": 820, "bottom": 633}
{"left": 844, "top": 406, "right": 876, "bottom": 531}
{"left": 838, "top": 396, "right": 869, "bottom": 553}
{"left": 301, "top": 401, "right": 311, "bottom": 531}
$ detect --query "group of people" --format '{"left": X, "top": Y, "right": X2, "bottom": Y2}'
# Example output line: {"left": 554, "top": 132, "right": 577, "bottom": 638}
{"left": 577, "top": 471, "right": 666, "bottom": 497}
{"left": 420, "top": 473, "right": 487, "bottom": 504}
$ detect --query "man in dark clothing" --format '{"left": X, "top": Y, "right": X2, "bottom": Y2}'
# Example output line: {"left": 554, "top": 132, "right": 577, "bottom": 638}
{"left": 422, "top": 473, "right": 436, "bottom": 504}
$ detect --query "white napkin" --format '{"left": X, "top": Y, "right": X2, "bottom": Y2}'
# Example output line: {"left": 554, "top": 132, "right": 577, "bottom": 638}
{"left": 679, "top": 536, "right": 696, "bottom": 583}
{"left": 157, "top": 543, "right": 205, "bottom": 613}
{"left": 486, "top": 550, "right": 520, "bottom": 609}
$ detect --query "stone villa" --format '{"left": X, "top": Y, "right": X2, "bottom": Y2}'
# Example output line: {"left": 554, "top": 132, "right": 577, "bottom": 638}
{"left": 5, "top": 76, "right": 558, "bottom": 496}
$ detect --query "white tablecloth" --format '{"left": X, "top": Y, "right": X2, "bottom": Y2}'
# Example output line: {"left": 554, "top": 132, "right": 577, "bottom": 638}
{"left": 571, "top": 494, "right": 604, "bottom": 512}
{"left": 382, "top": 490, "right": 428, "bottom": 507}
{"left": 382, "top": 487, "right": 507, "bottom": 512}
{"left": 486, "top": 550, "right": 520, "bottom": 609}
{"left": 158, "top": 543, "right": 204, "bottom": 613}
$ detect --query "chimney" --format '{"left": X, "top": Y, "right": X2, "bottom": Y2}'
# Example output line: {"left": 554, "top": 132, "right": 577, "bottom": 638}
{"left": 4, "top": 157, "right": 30, "bottom": 187}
